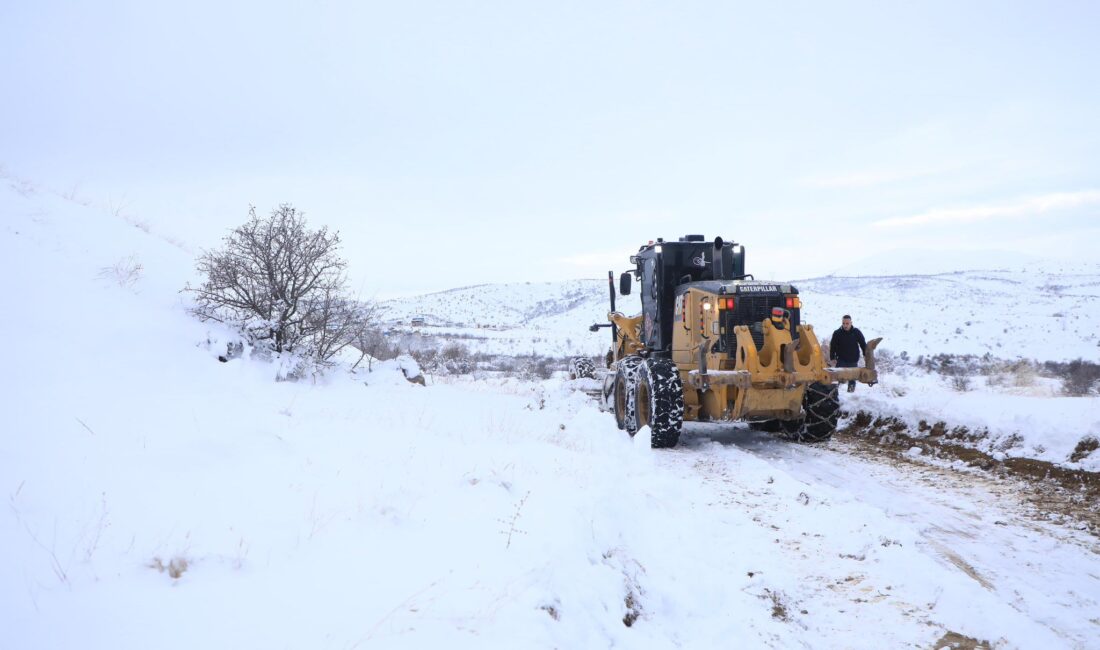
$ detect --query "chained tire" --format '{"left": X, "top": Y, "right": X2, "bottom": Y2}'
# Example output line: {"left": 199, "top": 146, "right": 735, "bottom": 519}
{"left": 638, "top": 358, "right": 685, "bottom": 448}
{"left": 797, "top": 382, "right": 839, "bottom": 443}
{"left": 613, "top": 356, "right": 646, "bottom": 434}
{"left": 568, "top": 357, "right": 596, "bottom": 380}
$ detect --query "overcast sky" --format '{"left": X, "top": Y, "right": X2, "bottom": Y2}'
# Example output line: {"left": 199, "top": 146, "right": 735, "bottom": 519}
{"left": 3, "top": 1, "right": 1098, "bottom": 297}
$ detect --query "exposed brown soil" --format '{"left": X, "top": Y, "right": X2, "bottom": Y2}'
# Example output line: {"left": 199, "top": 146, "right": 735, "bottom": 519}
{"left": 838, "top": 411, "right": 1100, "bottom": 536}
{"left": 933, "top": 631, "right": 991, "bottom": 649}
{"left": 1071, "top": 436, "right": 1099, "bottom": 463}
{"left": 622, "top": 592, "right": 640, "bottom": 627}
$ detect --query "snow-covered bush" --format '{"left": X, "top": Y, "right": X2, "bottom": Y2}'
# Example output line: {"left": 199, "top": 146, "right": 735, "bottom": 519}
{"left": 185, "top": 205, "right": 377, "bottom": 368}
{"left": 439, "top": 342, "right": 474, "bottom": 374}
{"left": 440, "top": 342, "right": 468, "bottom": 362}
{"left": 351, "top": 328, "right": 400, "bottom": 370}
{"left": 1052, "top": 358, "right": 1100, "bottom": 396}
{"left": 520, "top": 355, "right": 557, "bottom": 380}
{"left": 393, "top": 354, "right": 425, "bottom": 385}
{"left": 408, "top": 347, "right": 440, "bottom": 375}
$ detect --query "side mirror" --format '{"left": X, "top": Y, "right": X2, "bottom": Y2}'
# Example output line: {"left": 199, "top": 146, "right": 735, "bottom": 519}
{"left": 619, "top": 272, "right": 632, "bottom": 296}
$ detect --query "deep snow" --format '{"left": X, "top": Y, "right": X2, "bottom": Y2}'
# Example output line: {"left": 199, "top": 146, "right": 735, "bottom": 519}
{"left": 2, "top": 174, "right": 1099, "bottom": 649}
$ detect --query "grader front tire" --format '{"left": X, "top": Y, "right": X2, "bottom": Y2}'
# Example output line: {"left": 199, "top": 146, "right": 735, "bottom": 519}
{"left": 639, "top": 358, "right": 685, "bottom": 448}
{"left": 797, "top": 382, "right": 839, "bottom": 443}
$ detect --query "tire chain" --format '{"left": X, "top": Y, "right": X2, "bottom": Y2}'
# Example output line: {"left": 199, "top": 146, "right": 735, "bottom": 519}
{"left": 643, "top": 358, "right": 685, "bottom": 448}
{"left": 569, "top": 357, "right": 596, "bottom": 380}
{"left": 797, "top": 382, "right": 839, "bottom": 443}
{"left": 616, "top": 356, "right": 647, "bottom": 435}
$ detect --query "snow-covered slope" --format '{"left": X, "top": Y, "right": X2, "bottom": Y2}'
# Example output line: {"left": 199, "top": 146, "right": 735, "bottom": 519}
{"left": 3, "top": 175, "right": 1099, "bottom": 649}
{"left": 381, "top": 264, "right": 1100, "bottom": 361}
{"left": 795, "top": 267, "right": 1100, "bottom": 360}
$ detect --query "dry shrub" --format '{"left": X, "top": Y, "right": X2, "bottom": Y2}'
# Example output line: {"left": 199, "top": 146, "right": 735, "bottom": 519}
{"left": 150, "top": 556, "right": 190, "bottom": 579}
{"left": 1004, "top": 361, "right": 1034, "bottom": 387}
{"left": 98, "top": 255, "right": 143, "bottom": 288}
{"left": 1059, "top": 358, "right": 1100, "bottom": 396}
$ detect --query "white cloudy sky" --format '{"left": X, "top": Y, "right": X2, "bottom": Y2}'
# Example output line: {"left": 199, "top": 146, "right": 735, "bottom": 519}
{"left": 3, "top": 1, "right": 1098, "bottom": 296}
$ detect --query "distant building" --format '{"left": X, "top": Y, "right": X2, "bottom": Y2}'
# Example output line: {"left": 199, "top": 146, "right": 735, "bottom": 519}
{"left": 410, "top": 316, "right": 426, "bottom": 326}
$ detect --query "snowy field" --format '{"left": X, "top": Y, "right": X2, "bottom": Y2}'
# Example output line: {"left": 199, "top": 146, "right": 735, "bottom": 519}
{"left": 3, "top": 175, "right": 1099, "bottom": 648}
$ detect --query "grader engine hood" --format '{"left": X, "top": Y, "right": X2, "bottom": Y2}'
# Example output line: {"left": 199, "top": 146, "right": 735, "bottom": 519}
{"left": 674, "top": 280, "right": 881, "bottom": 404}
{"left": 675, "top": 280, "right": 801, "bottom": 356}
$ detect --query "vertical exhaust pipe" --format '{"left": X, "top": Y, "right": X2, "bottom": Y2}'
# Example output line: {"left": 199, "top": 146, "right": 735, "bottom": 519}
{"left": 712, "top": 237, "right": 725, "bottom": 281}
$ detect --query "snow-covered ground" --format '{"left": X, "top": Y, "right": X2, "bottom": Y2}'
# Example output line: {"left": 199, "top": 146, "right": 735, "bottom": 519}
{"left": 3, "top": 175, "right": 1099, "bottom": 648}
{"left": 843, "top": 365, "right": 1100, "bottom": 473}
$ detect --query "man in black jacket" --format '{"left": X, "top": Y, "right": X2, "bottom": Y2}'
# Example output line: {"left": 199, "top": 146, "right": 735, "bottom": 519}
{"left": 830, "top": 314, "right": 867, "bottom": 392}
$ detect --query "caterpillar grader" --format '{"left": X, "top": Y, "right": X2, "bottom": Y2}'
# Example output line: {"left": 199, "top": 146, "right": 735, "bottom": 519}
{"left": 583, "top": 235, "right": 881, "bottom": 448}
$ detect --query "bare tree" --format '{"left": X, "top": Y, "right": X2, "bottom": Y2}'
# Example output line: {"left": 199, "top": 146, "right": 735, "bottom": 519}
{"left": 186, "top": 205, "right": 373, "bottom": 364}
{"left": 308, "top": 293, "right": 381, "bottom": 364}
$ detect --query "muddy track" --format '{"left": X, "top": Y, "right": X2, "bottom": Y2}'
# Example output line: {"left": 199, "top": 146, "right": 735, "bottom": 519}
{"left": 836, "top": 410, "right": 1100, "bottom": 537}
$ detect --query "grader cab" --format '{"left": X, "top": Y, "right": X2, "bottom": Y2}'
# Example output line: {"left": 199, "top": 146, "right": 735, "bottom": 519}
{"left": 588, "top": 235, "right": 881, "bottom": 448}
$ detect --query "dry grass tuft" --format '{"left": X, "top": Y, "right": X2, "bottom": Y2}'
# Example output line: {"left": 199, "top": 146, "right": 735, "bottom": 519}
{"left": 150, "top": 556, "right": 190, "bottom": 579}
{"left": 98, "top": 256, "right": 143, "bottom": 288}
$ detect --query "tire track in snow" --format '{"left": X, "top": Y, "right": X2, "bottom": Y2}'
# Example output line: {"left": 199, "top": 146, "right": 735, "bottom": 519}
{"left": 671, "top": 422, "right": 1100, "bottom": 647}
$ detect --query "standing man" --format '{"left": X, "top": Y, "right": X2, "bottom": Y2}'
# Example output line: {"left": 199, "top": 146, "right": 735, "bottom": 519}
{"left": 830, "top": 314, "right": 867, "bottom": 393}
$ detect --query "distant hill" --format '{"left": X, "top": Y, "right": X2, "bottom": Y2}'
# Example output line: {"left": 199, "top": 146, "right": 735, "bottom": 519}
{"left": 381, "top": 264, "right": 1100, "bottom": 361}
{"left": 823, "top": 248, "right": 1045, "bottom": 277}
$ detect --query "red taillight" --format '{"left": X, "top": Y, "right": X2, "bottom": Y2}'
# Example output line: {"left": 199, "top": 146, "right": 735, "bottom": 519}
{"left": 785, "top": 295, "right": 801, "bottom": 309}
{"left": 726, "top": 298, "right": 735, "bottom": 309}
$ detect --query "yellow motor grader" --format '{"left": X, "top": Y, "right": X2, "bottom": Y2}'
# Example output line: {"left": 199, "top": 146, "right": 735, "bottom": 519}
{"left": 587, "top": 235, "right": 881, "bottom": 448}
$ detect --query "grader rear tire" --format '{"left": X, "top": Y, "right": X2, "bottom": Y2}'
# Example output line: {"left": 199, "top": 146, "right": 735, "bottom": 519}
{"left": 568, "top": 357, "right": 596, "bottom": 380}
{"left": 798, "top": 382, "right": 839, "bottom": 443}
{"left": 613, "top": 356, "right": 646, "bottom": 434}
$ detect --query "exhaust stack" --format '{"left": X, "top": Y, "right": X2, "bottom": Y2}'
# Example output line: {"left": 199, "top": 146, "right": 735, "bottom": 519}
{"left": 712, "top": 237, "right": 725, "bottom": 281}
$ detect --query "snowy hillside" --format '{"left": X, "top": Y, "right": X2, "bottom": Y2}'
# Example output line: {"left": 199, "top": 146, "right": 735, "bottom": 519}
{"left": 796, "top": 268, "right": 1100, "bottom": 360}
{"left": 381, "top": 263, "right": 1100, "bottom": 361}
{"left": 3, "top": 175, "right": 1099, "bottom": 649}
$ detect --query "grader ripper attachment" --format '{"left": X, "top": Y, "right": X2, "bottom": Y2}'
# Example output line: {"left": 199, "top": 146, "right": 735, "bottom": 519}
{"left": 589, "top": 235, "right": 882, "bottom": 448}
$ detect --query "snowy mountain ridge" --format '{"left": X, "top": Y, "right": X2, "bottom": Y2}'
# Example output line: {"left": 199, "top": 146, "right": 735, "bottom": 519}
{"left": 381, "top": 264, "right": 1100, "bottom": 361}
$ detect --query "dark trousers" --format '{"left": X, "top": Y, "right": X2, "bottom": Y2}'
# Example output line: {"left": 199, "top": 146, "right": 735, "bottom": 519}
{"left": 837, "top": 359, "right": 858, "bottom": 390}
